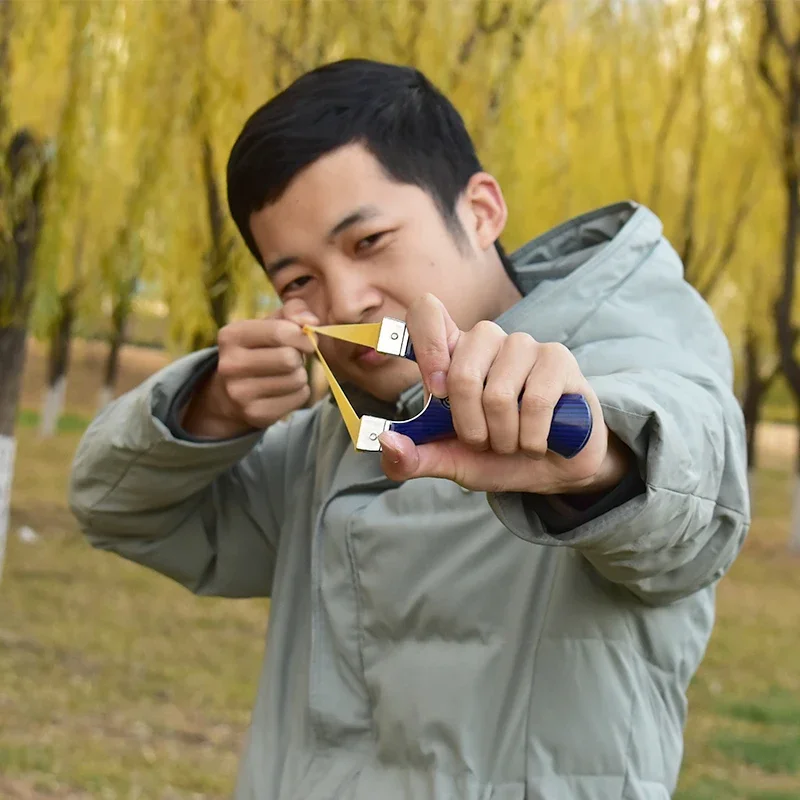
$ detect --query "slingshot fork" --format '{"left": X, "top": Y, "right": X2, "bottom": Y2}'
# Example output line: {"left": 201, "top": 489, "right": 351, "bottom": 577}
{"left": 303, "top": 318, "right": 593, "bottom": 458}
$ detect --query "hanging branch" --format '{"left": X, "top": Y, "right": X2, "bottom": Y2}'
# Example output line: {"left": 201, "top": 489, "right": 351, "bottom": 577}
{"left": 0, "top": 0, "right": 12, "bottom": 304}
{"left": 296, "top": 0, "right": 342, "bottom": 72}
{"left": 0, "top": 0, "right": 10, "bottom": 148}
{"left": 297, "top": 0, "right": 311, "bottom": 62}
{"left": 226, "top": 0, "right": 305, "bottom": 79}
{"left": 405, "top": 0, "right": 428, "bottom": 66}
{"left": 690, "top": 167, "right": 726, "bottom": 283}
{"left": 649, "top": 0, "right": 708, "bottom": 210}
{"left": 696, "top": 157, "right": 759, "bottom": 300}
{"left": 758, "top": 20, "right": 785, "bottom": 101}
{"left": 231, "top": 0, "right": 345, "bottom": 82}
{"left": 610, "top": 37, "right": 638, "bottom": 199}
{"left": 201, "top": 134, "right": 234, "bottom": 331}
{"left": 763, "top": 0, "right": 793, "bottom": 58}
{"left": 719, "top": 5, "right": 783, "bottom": 166}
{"left": 375, "top": 1, "right": 419, "bottom": 63}
{"left": 189, "top": 0, "right": 236, "bottom": 346}
{"left": 484, "top": 0, "right": 550, "bottom": 126}
{"left": 341, "top": 0, "right": 428, "bottom": 72}
{"left": 449, "top": 0, "right": 512, "bottom": 91}
{"left": 678, "top": 2, "right": 709, "bottom": 271}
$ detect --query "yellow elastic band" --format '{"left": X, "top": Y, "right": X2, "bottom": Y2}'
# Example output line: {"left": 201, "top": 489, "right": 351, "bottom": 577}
{"left": 303, "top": 326, "right": 361, "bottom": 447}
{"left": 303, "top": 322, "right": 382, "bottom": 349}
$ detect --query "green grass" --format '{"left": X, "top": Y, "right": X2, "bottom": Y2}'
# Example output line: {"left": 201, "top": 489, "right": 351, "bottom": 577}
{"left": 677, "top": 782, "right": 800, "bottom": 800}
{"left": 713, "top": 734, "right": 800, "bottom": 775}
{"left": 1, "top": 426, "right": 268, "bottom": 798}
{"left": 672, "top": 465, "right": 800, "bottom": 799}
{"left": 708, "top": 690, "right": 800, "bottom": 779}
{"left": 722, "top": 692, "right": 800, "bottom": 727}
{"left": 1, "top": 426, "right": 800, "bottom": 797}
{"left": 17, "top": 407, "right": 90, "bottom": 433}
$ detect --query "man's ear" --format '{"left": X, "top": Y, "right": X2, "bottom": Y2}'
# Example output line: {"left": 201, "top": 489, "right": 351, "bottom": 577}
{"left": 460, "top": 172, "right": 508, "bottom": 252}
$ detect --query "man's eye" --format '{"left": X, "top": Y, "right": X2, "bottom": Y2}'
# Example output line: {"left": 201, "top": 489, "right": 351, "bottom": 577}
{"left": 283, "top": 276, "right": 312, "bottom": 293}
{"left": 355, "top": 232, "right": 385, "bottom": 252}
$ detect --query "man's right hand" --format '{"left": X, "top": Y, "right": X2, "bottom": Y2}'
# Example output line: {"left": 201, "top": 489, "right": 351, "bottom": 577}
{"left": 181, "top": 300, "right": 320, "bottom": 439}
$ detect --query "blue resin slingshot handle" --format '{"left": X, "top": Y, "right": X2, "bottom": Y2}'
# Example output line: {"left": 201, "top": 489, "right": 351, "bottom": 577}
{"left": 355, "top": 318, "right": 593, "bottom": 459}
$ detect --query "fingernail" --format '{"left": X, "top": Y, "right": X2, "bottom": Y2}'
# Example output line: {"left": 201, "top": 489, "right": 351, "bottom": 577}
{"left": 379, "top": 431, "right": 402, "bottom": 464}
{"left": 429, "top": 371, "right": 447, "bottom": 398}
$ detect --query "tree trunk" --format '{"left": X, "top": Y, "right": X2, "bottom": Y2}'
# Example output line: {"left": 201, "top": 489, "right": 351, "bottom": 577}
{"left": 39, "top": 292, "right": 76, "bottom": 437}
{"left": 0, "top": 327, "right": 28, "bottom": 437}
{"left": 98, "top": 330, "right": 123, "bottom": 412}
{"left": 779, "top": 167, "right": 800, "bottom": 551}
{"left": 742, "top": 341, "right": 762, "bottom": 471}
{"left": 790, "top": 476, "right": 800, "bottom": 554}
{"left": 756, "top": 0, "right": 800, "bottom": 550}
{"left": 740, "top": 322, "right": 782, "bottom": 504}
{"left": 97, "top": 282, "right": 133, "bottom": 412}
{"left": 792, "top": 407, "right": 800, "bottom": 555}
{"left": 773, "top": 38, "right": 800, "bottom": 547}
{"left": 0, "top": 0, "right": 14, "bottom": 579}
{"left": 39, "top": 205, "right": 85, "bottom": 436}
{"left": 188, "top": 136, "right": 234, "bottom": 352}
{"left": 776, "top": 167, "right": 800, "bottom": 550}
{"left": 0, "top": 127, "right": 49, "bottom": 577}
{"left": 0, "top": 331, "right": 22, "bottom": 579}
{"left": 202, "top": 135, "right": 230, "bottom": 331}
{"left": 742, "top": 330, "right": 781, "bottom": 462}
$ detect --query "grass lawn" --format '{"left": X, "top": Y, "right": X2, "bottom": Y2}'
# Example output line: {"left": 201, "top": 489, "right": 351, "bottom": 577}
{"left": 1, "top": 419, "right": 269, "bottom": 799}
{"left": 1, "top": 339, "right": 799, "bottom": 798}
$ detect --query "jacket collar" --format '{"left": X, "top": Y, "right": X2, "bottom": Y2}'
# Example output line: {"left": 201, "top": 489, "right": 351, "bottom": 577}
{"left": 327, "top": 379, "right": 426, "bottom": 422}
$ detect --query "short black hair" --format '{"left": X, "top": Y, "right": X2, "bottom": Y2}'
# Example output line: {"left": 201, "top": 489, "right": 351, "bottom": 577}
{"left": 226, "top": 58, "right": 514, "bottom": 277}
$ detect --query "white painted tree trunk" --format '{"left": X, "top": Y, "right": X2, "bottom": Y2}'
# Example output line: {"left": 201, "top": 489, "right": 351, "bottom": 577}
{"left": 39, "top": 375, "right": 66, "bottom": 438}
{"left": 747, "top": 467, "right": 757, "bottom": 508}
{"left": 0, "top": 435, "right": 17, "bottom": 582}
{"left": 790, "top": 475, "right": 800, "bottom": 554}
{"left": 97, "top": 384, "right": 114, "bottom": 413}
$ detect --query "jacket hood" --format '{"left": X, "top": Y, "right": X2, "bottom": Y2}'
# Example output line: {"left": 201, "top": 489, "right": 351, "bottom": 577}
{"left": 509, "top": 201, "right": 638, "bottom": 295}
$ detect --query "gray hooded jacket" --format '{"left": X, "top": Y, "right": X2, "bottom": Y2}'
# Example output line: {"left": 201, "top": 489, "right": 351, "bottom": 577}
{"left": 69, "top": 201, "right": 749, "bottom": 799}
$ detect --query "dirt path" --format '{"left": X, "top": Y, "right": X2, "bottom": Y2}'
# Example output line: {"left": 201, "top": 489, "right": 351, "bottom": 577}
{"left": 21, "top": 338, "right": 170, "bottom": 417}
{"left": 757, "top": 422, "right": 795, "bottom": 469}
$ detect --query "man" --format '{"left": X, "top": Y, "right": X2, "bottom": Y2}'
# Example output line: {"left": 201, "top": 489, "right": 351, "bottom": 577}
{"left": 70, "top": 59, "right": 749, "bottom": 799}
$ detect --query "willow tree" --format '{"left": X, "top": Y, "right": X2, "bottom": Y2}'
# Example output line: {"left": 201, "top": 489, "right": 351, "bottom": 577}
{"left": 0, "top": 0, "right": 53, "bottom": 577}
{"left": 31, "top": 1, "right": 102, "bottom": 436}
{"left": 130, "top": 0, "right": 267, "bottom": 354}
{"left": 747, "top": 0, "right": 800, "bottom": 549}
{"left": 91, "top": 1, "right": 188, "bottom": 408}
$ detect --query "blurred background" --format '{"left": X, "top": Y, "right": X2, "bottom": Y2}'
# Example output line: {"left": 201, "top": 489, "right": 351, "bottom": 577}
{"left": 0, "top": 0, "right": 799, "bottom": 797}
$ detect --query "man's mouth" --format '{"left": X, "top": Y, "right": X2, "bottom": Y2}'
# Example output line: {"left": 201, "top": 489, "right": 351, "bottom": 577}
{"left": 353, "top": 344, "right": 389, "bottom": 367}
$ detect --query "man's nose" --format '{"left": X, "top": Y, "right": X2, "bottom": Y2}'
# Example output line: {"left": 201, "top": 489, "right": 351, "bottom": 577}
{"left": 327, "top": 265, "right": 383, "bottom": 324}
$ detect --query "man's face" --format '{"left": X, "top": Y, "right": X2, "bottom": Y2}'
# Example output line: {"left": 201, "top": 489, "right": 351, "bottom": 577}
{"left": 249, "top": 143, "right": 514, "bottom": 402}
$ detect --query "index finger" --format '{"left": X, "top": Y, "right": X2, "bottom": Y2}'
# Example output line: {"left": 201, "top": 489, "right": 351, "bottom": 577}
{"left": 405, "top": 293, "right": 461, "bottom": 398}
{"left": 222, "top": 318, "right": 316, "bottom": 354}
{"left": 274, "top": 298, "right": 320, "bottom": 327}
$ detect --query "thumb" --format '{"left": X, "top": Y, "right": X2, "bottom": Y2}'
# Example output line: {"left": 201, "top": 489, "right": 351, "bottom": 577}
{"left": 405, "top": 294, "right": 461, "bottom": 399}
{"left": 378, "top": 431, "right": 421, "bottom": 481}
{"left": 378, "top": 431, "right": 461, "bottom": 484}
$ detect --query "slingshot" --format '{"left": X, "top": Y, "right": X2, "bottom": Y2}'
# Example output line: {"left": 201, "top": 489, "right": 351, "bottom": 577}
{"left": 303, "top": 318, "right": 592, "bottom": 458}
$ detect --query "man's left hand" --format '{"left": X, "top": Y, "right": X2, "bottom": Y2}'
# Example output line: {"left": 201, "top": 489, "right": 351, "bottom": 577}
{"left": 378, "top": 294, "right": 633, "bottom": 495}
